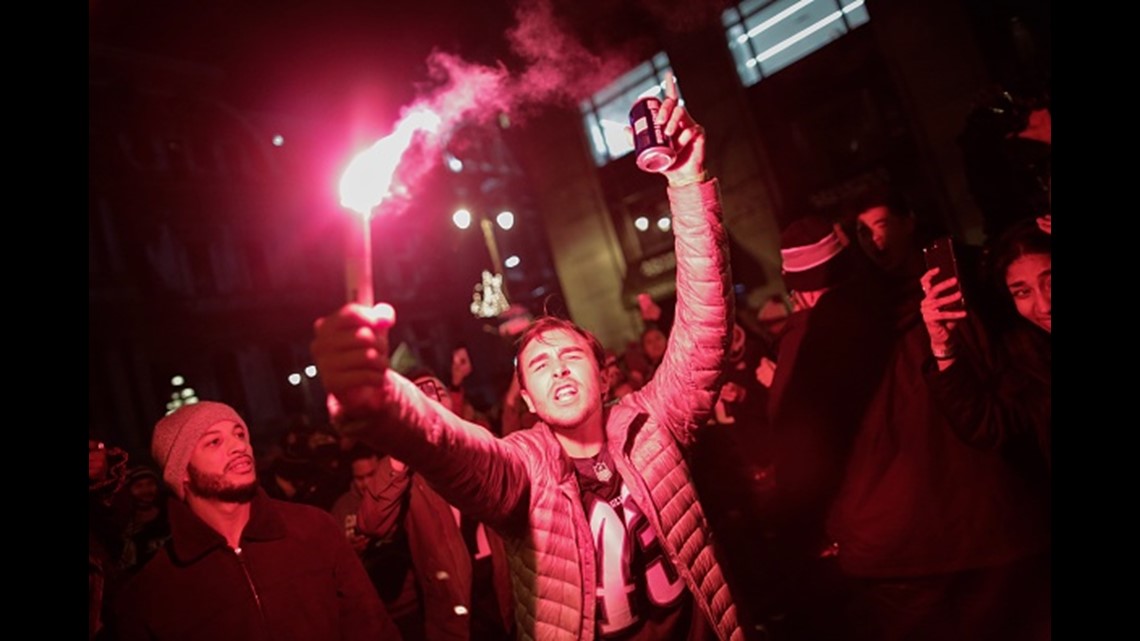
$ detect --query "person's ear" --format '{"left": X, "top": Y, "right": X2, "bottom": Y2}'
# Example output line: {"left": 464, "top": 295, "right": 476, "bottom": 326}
{"left": 520, "top": 389, "right": 536, "bottom": 413}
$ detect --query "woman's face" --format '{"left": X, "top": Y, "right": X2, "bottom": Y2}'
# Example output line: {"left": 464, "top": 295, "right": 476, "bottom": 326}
{"left": 1005, "top": 252, "right": 1051, "bottom": 334}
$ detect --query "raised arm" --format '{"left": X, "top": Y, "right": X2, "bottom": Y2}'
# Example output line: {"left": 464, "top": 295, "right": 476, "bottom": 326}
{"left": 636, "top": 77, "right": 733, "bottom": 442}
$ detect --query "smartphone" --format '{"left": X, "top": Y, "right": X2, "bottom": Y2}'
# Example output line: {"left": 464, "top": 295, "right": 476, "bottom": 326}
{"left": 923, "top": 236, "right": 966, "bottom": 311}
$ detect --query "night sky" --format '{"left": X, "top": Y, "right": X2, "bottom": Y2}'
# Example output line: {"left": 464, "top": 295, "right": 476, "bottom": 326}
{"left": 89, "top": 0, "right": 745, "bottom": 128}
{"left": 90, "top": 0, "right": 522, "bottom": 126}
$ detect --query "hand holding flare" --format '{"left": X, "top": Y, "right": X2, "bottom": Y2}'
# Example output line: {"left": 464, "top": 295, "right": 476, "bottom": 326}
{"left": 328, "top": 107, "right": 440, "bottom": 416}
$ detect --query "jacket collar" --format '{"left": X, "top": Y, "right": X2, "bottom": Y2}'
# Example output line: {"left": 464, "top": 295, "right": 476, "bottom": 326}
{"left": 534, "top": 404, "right": 641, "bottom": 484}
{"left": 167, "top": 486, "right": 286, "bottom": 563}
{"left": 530, "top": 422, "right": 576, "bottom": 484}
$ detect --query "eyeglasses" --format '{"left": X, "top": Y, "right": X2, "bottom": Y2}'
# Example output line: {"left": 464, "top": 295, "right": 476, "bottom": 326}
{"left": 414, "top": 378, "right": 448, "bottom": 404}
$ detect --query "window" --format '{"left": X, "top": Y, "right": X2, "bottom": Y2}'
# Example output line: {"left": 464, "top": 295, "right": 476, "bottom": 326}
{"left": 724, "top": 0, "right": 870, "bottom": 86}
{"left": 580, "top": 53, "right": 675, "bottom": 167}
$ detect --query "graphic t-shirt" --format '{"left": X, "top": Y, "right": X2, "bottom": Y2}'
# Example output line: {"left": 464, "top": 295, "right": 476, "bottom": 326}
{"left": 572, "top": 449, "right": 713, "bottom": 640}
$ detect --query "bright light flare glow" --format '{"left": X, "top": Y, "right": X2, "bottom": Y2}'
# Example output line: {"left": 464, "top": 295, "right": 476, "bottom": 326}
{"left": 635, "top": 216, "right": 650, "bottom": 231}
{"left": 288, "top": 373, "right": 302, "bottom": 386}
{"left": 453, "top": 208, "right": 473, "bottom": 229}
{"left": 304, "top": 365, "right": 317, "bottom": 378}
{"left": 272, "top": 134, "right": 285, "bottom": 147}
{"left": 505, "top": 255, "right": 520, "bottom": 268}
{"left": 657, "top": 217, "right": 672, "bottom": 231}
{"left": 361, "top": 302, "right": 397, "bottom": 326}
{"left": 339, "top": 107, "right": 442, "bottom": 216}
{"left": 171, "top": 375, "right": 185, "bottom": 386}
{"left": 496, "top": 211, "right": 515, "bottom": 230}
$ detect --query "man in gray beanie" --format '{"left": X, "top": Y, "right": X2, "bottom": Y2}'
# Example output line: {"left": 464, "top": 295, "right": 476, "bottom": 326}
{"left": 109, "top": 401, "right": 402, "bottom": 641}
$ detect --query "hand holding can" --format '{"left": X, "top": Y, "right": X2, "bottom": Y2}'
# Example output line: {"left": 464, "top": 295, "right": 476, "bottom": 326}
{"left": 630, "top": 95, "right": 676, "bottom": 173}
{"left": 629, "top": 73, "right": 707, "bottom": 184}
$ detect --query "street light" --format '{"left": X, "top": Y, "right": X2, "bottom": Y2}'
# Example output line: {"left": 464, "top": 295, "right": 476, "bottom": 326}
{"left": 287, "top": 364, "right": 319, "bottom": 413}
{"left": 453, "top": 207, "right": 515, "bottom": 278}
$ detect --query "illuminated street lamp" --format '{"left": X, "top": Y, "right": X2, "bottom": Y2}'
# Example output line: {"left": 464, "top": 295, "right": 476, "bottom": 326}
{"left": 287, "top": 364, "right": 319, "bottom": 412}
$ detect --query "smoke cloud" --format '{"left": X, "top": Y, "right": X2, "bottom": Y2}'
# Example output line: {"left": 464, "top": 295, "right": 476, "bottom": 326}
{"left": 416, "top": 0, "right": 637, "bottom": 129}
{"left": 376, "top": 0, "right": 640, "bottom": 214}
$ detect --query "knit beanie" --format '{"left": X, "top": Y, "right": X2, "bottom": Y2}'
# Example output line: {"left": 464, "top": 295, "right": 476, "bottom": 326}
{"left": 780, "top": 216, "right": 851, "bottom": 291}
{"left": 151, "top": 401, "right": 245, "bottom": 500}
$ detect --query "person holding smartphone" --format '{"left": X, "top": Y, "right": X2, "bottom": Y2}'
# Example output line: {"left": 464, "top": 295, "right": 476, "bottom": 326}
{"left": 920, "top": 217, "right": 1052, "bottom": 472}
{"left": 821, "top": 189, "right": 1051, "bottom": 641}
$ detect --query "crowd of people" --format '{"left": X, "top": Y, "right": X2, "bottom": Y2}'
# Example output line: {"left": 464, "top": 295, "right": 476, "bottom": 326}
{"left": 89, "top": 77, "right": 1051, "bottom": 641}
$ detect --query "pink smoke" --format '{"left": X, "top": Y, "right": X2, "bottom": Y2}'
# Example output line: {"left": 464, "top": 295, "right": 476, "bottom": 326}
{"left": 355, "top": 0, "right": 641, "bottom": 218}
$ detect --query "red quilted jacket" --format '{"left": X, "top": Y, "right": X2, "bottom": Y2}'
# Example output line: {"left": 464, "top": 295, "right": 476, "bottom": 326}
{"left": 343, "top": 180, "right": 744, "bottom": 641}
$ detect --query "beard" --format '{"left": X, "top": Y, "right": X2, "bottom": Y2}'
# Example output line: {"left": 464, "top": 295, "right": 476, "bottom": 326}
{"left": 537, "top": 405, "right": 591, "bottom": 430}
{"left": 187, "top": 463, "right": 258, "bottom": 503}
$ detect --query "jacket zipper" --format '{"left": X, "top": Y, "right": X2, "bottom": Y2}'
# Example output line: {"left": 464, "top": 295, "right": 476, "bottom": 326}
{"left": 233, "top": 546, "right": 267, "bottom": 627}
{"left": 561, "top": 480, "right": 595, "bottom": 641}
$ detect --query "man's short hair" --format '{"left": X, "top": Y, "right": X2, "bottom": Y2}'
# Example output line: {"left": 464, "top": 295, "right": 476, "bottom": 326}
{"left": 345, "top": 441, "right": 381, "bottom": 464}
{"left": 514, "top": 316, "right": 606, "bottom": 386}
{"left": 837, "top": 185, "right": 913, "bottom": 223}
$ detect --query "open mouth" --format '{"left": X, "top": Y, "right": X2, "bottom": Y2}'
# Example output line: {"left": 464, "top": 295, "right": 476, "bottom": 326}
{"left": 552, "top": 384, "right": 578, "bottom": 403}
{"left": 227, "top": 456, "right": 254, "bottom": 473}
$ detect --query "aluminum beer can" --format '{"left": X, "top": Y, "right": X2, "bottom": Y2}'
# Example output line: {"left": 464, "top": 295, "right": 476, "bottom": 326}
{"left": 629, "top": 96, "right": 676, "bottom": 173}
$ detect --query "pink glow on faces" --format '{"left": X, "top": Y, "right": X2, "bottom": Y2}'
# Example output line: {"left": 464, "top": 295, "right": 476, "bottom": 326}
{"left": 519, "top": 328, "right": 604, "bottom": 430}
{"left": 1005, "top": 253, "right": 1051, "bottom": 334}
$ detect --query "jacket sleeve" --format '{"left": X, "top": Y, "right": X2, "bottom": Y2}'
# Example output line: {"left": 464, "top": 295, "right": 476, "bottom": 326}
{"left": 923, "top": 315, "right": 1043, "bottom": 453}
{"left": 338, "top": 371, "right": 531, "bottom": 529}
{"left": 637, "top": 179, "right": 733, "bottom": 446}
{"left": 355, "top": 456, "right": 411, "bottom": 540}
